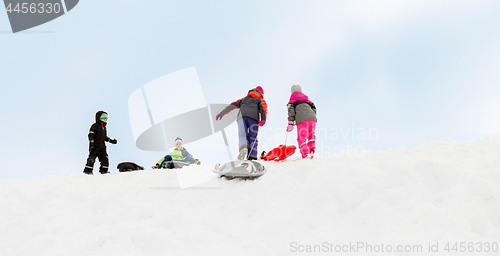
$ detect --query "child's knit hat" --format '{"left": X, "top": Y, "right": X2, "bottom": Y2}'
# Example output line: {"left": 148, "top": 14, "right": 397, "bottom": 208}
{"left": 174, "top": 137, "right": 183, "bottom": 144}
{"left": 100, "top": 113, "right": 108, "bottom": 120}
{"left": 291, "top": 85, "right": 302, "bottom": 93}
{"left": 256, "top": 86, "right": 264, "bottom": 96}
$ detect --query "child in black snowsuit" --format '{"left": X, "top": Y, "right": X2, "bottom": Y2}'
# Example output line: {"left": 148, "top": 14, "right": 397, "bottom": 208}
{"left": 83, "top": 111, "right": 117, "bottom": 174}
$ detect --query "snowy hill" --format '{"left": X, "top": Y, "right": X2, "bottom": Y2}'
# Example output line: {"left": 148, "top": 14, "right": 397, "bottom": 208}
{"left": 1, "top": 139, "right": 499, "bottom": 256}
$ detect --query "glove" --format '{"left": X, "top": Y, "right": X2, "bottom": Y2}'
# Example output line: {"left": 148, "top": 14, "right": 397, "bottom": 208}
{"left": 215, "top": 113, "right": 223, "bottom": 120}
{"left": 110, "top": 138, "right": 117, "bottom": 144}
{"left": 259, "top": 121, "right": 266, "bottom": 127}
{"left": 286, "top": 121, "right": 294, "bottom": 132}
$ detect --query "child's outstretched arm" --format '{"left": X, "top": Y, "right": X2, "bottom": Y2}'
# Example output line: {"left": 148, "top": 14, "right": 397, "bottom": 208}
{"left": 215, "top": 98, "right": 243, "bottom": 120}
{"left": 105, "top": 136, "right": 117, "bottom": 144}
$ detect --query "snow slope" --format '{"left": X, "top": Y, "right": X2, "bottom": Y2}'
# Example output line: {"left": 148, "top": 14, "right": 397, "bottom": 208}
{"left": 1, "top": 139, "right": 499, "bottom": 256}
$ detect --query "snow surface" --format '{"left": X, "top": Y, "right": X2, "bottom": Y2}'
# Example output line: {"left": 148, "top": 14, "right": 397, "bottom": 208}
{"left": 1, "top": 139, "right": 499, "bottom": 256}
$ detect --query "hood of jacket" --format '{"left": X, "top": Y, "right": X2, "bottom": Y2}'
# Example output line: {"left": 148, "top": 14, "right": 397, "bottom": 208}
{"left": 289, "top": 92, "right": 312, "bottom": 104}
{"left": 95, "top": 111, "right": 108, "bottom": 125}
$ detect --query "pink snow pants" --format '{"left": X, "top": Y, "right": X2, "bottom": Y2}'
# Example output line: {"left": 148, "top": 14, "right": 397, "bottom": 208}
{"left": 297, "top": 120, "right": 316, "bottom": 158}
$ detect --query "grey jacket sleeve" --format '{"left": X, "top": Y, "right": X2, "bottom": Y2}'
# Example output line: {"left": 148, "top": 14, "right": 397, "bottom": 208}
{"left": 287, "top": 103, "right": 296, "bottom": 122}
{"left": 216, "top": 99, "right": 242, "bottom": 120}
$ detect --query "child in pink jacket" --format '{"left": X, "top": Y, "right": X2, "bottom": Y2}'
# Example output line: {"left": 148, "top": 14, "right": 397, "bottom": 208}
{"left": 286, "top": 85, "right": 317, "bottom": 158}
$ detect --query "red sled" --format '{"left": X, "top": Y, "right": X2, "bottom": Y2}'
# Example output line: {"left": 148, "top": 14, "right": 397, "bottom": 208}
{"left": 260, "top": 145, "right": 297, "bottom": 162}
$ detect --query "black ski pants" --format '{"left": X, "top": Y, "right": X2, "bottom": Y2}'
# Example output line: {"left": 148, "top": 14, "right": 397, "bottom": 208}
{"left": 84, "top": 147, "right": 109, "bottom": 174}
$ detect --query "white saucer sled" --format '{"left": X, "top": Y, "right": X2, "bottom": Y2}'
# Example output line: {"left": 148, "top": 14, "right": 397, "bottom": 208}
{"left": 213, "top": 160, "right": 266, "bottom": 180}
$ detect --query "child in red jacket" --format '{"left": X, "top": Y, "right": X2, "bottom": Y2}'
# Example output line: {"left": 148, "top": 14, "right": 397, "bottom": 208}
{"left": 216, "top": 86, "right": 267, "bottom": 160}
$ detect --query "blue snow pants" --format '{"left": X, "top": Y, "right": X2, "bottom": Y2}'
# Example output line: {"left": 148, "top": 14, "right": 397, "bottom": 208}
{"left": 237, "top": 117, "right": 259, "bottom": 158}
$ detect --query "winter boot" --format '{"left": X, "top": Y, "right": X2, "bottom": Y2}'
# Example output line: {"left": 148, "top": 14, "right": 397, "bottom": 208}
{"left": 308, "top": 149, "right": 315, "bottom": 159}
{"left": 237, "top": 148, "right": 248, "bottom": 160}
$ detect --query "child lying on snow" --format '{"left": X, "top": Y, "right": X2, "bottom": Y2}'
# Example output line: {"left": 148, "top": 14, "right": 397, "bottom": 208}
{"left": 154, "top": 137, "right": 200, "bottom": 169}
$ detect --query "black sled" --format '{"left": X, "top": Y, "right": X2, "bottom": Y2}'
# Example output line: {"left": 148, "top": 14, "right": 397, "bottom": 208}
{"left": 117, "top": 162, "right": 145, "bottom": 172}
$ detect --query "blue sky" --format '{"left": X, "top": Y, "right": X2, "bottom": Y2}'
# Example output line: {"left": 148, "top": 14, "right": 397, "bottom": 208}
{"left": 1, "top": 0, "right": 499, "bottom": 180}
